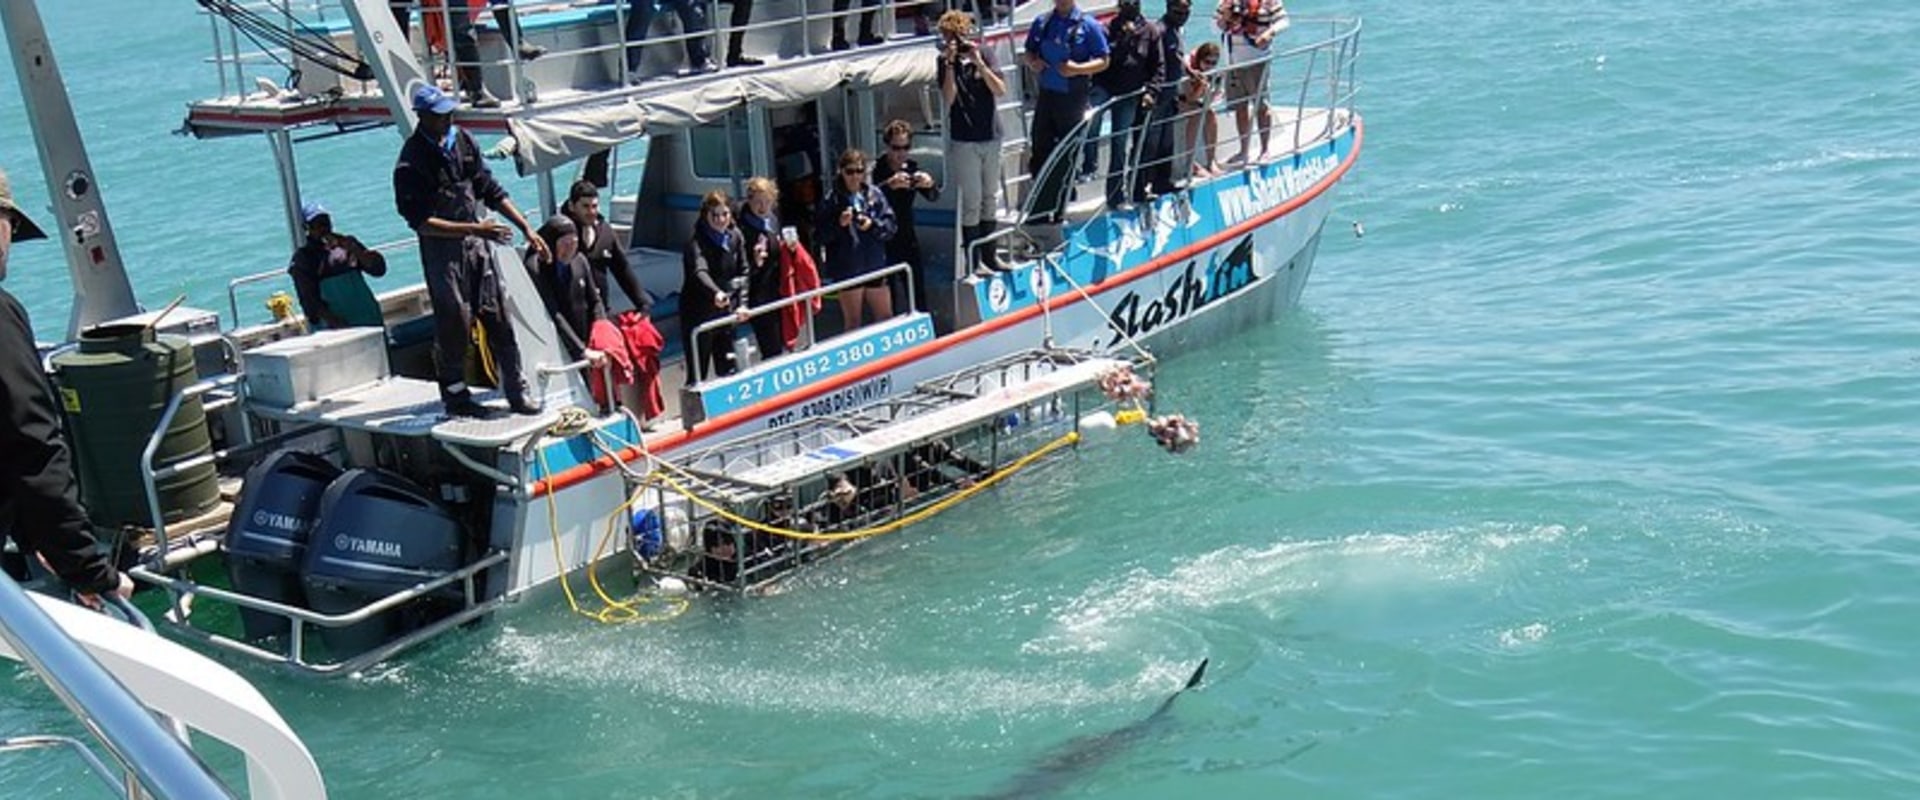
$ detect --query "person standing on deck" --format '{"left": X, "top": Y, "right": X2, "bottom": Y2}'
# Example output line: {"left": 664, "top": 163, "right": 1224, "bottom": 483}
{"left": 733, "top": 177, "right": 789, "bottom": 360}
{"left": 561, "top": 180, "right": 662, "bottom": 421}
{"left": 625, "top": 0, "right": 719, "bottom": 82}
{"left": 722, "top": 0, "right": 766, "bottom": 67}
{"left": 830, "top": 0, "right": 886, "bottom": 51}
{"left": 1214, "top": 0, "right": 1288, "bottom": 164}
{"left": 1084, "top": 0, "right": 1161, "bottom": 208}
{"left": 561, "top": 181, "right": 651, "bottom": 317}
{"left": 1022, "top": 0, "right": 1109, "bottom": 224}
{"left": 393, "top": 1, "right": 544, "bottom": 108}
{"left": 871, "top": 120, "right": 939, "bottom": 314}
{"left": 681, "top": 190, "right": 746, "bottom": 383}
{"left": 937, "top": 9, "right": 1009, "bottom": 276}
{"left": 288, "top": 201, "right": 389, "bottom": 331}
{"left": 1135, "top": 0, "right": 1191, "bottom": 200}
{"left": 813, "top": 149, "right": 898, "bottom": 331}
{"left": 0, "top": 168, "right": 134, "bottom": 609}
{"left": 393, "top": 84, "right": 548, "bottom": 418}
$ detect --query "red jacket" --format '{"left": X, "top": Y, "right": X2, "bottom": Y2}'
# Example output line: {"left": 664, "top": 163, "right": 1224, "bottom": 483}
{"left": 778, "top": 241, "right": 822, "bottom": 349}
{"left": 616, "top": 311, "right": 667, "bottom": 419}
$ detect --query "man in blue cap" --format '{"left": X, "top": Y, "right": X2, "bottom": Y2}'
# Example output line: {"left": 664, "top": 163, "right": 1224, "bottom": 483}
{"left": 392, "top": 84, "right": 549, "bottom": 417}
{"left": 287, "top": 200, "right": 388, "bottom": 331}
{"left": 1023, "top": 0, "right": 1110, "bottom": 223}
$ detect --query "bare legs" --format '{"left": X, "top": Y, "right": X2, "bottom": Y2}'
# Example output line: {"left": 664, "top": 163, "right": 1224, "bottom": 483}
{"left": 837, "top": 283, "right": 894, "bottom": 332}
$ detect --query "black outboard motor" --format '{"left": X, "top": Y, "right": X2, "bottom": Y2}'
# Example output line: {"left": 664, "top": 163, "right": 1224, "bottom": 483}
{"left": 300, "top": 469, "right": 466, "bottom": 658}
{"left": 223, "top": 450, "right": 340, "bottom": 640}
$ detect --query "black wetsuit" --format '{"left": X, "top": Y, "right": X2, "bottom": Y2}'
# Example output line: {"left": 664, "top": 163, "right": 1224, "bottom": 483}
{"left": 575, "top": 213, "right": 651, "bottom": 315}
{"left": 733, "top": 203, "right": 787, "bottom": 359}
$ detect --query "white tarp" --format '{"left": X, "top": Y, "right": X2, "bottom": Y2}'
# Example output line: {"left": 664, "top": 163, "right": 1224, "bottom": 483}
{"left": 507, "top": 48, "right": 938, "bottom": 176}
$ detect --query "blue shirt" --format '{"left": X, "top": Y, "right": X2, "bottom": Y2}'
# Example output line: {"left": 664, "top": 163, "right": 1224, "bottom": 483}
{"left": 1025, "top": 6, "right": 1110, "bottom": 95}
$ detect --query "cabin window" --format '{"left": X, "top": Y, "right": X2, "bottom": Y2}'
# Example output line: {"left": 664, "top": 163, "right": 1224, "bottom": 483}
{"left": 689, "top": 118, "right": 751, "bottom": 179}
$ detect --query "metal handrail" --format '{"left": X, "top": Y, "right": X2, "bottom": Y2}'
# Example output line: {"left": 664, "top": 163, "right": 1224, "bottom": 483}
{"left": 980, "top": 16, "right": 1360, "bottom": 265}
{"left": 138, "top": 373, "right": 242, "bottom": 562}
{"left": 132, "top": 549, "right": 509, "bottom": 676}
{"left": 0, "top": 574, "right": 238, "bottom": 800}
{"left": 0, "top": 735, "right": 123, "bottom": 796}
{"left": 686, "top": 261, "right": 914, "bottom": 381}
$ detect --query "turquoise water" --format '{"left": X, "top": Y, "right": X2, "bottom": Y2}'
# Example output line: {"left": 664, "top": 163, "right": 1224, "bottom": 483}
{"left": 8, "top": 0, "right": 1920, "bottom": 797}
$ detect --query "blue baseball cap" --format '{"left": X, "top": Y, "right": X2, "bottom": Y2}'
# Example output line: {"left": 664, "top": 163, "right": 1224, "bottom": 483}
{"left": 300, "top": 200, "right": 329, "bottom": 223}
{"left": 411, "top": 83, "right": 458, "bottom": 115}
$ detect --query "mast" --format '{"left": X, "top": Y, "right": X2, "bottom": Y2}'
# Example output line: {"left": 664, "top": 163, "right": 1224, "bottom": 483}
{"left": 337, "top": 0, "right": 429, "bottom": 140}
{"left": 1, "top": 0, "right": 140, "bottom": 337}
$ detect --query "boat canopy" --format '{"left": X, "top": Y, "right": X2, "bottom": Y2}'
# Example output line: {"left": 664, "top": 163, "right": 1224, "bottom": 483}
{"left": 506, "top": 48, "right": 937, "bottom": 176}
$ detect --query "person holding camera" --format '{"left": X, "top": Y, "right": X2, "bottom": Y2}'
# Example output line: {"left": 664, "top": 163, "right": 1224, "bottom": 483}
{"left": 288, "top": 201, "right": 389, "bottom": 331}
{"left": 1215, "top": 0, "right": 1289, "bottom": 164}
{"left": 938, "top": 10, "right": 1008, "bottom": 277}
{"left": 872, "top": 119, "right": 939, "bottom": 313}
{"left": 813, "top": 149, "right": 897, "bottom": 333}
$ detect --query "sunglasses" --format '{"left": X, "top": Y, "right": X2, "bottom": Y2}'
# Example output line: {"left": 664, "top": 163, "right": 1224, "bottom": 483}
{"left": 889, "top": 144, "right": 911, "bottom": 151}
{"left": 842, "top": 166, "right": 867, "bottom": 174}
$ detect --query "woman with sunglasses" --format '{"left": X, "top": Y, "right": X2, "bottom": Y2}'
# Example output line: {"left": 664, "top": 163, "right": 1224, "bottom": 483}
{"left": 681, "top": 190, "right": 747, "bottom": 382}
{"left": 814, "top": 148, "right": 898, "bottom": 332}
{"left": 871, "top": 120, "right": 939, "bottom": 314}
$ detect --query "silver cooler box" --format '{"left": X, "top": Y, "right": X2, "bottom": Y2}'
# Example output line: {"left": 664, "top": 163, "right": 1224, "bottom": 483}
{"left": 244, "top": 328, "right": 390, "bottom": 408}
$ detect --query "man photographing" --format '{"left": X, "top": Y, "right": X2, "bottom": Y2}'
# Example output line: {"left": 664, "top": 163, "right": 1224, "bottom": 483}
{"left": 0, "top": 167, "right": 134, "bottom": 609}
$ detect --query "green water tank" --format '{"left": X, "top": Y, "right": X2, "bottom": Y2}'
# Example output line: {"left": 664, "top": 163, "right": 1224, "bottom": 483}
{"left": 50, "top": 323, "right": 221, "bottom": 529}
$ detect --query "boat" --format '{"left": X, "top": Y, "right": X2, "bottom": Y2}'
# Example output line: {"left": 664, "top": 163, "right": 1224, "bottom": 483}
{"left": 3, "top": 0, "right": 1361, "bottom": 674}
{"left": 0, "top": 572, "right": 327, "bottom": 798}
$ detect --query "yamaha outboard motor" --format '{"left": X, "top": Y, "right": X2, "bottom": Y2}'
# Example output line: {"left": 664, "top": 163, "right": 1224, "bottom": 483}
{"left": 300, "top": 469, "right": 466, "bottom": 658}
{"left": 223, "top": 450, "right": 340, "bottom": 640}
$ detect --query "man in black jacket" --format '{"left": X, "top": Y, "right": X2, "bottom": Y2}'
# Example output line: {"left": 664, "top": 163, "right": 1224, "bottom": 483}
{"left": 393, "top": 84, "right": 548, "bottom": 417}
{"left": 0, "top": 168, "right": 132, "bottom": 607}
{"left": 1135, "top": 0, "right": 1191, "bottom": 200}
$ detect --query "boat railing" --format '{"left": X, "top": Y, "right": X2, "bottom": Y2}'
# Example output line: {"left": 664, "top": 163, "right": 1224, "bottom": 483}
{"left": 137, "top": 371, "right": 249, "bottom": 561}
{"left": 686, "top": 260, "right": 915, "bottom": 378}
{"left": 122, "top": 360, "right": 515, "bottom": 677}
{"left": 130, "top": 550, "right": 509, "bottom": 677}
{"left": 223, "top": 236, "right": 419, "bottom": 333}
{"left": 983, "top": 15, "right": 1359, "bottom": 266}
{"left": 0, "top": 575, "right": 240, "bottom": 799}
{"left": 1119, "top": 15, "right": 1360, "bottom": 196}
{"left": 191, "top": 0, "right": 1015, "bottom": 112}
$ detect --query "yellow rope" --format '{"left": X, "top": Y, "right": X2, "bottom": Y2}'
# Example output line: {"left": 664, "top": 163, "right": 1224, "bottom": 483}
{"left": 650, "top": 430, "right": 1082, "bottom": 542}
{"left": 537, "top": 446, "right": 688, "bottom": 624}
{"left": 532, "top": 413, "right": 1082, "bottom": 624}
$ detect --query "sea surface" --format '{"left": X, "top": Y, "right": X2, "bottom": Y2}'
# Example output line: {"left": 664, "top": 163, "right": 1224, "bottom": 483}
{"left": 6, "top": 0, "right": 1920, "bottom": 797}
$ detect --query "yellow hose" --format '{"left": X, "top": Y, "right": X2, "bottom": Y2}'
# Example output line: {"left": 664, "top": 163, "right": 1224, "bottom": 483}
{"left": 538, "top": 447, "right": 688, "bottom": 624}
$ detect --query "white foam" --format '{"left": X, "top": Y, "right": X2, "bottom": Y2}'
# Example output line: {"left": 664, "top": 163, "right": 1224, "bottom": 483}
{"left": 1025, "top": 522, "right": 1575, "bottom": 656}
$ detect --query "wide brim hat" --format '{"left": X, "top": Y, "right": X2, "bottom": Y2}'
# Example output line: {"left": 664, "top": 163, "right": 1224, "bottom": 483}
{"left": 0, "top": 169, "right": 48, "bottom": 242}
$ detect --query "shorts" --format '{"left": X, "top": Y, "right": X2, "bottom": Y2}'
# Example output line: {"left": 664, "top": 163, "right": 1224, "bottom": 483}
{"left": 1224, "top": 62, "right": 1269, "bottom": 107}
